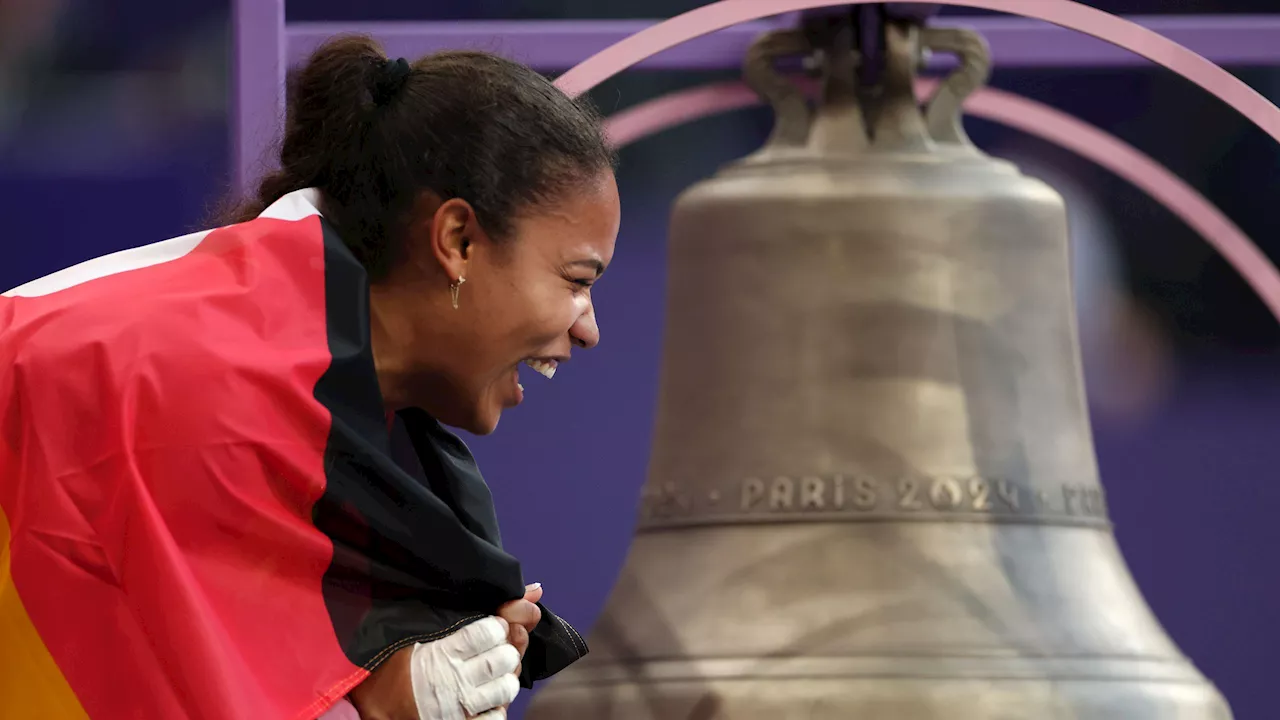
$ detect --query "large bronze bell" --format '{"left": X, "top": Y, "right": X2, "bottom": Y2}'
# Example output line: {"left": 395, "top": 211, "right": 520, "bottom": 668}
{"left": 528, "top": 15, "right": 1231, "bottom": 719}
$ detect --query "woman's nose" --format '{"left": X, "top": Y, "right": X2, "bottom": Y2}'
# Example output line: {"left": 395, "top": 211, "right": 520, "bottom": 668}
{"left": 570, "top": 302, "right": 600, "bottom": 349}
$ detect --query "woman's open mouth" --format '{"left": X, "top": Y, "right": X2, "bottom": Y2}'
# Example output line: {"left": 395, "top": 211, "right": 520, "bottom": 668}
{"left": 523, "top": 357, "right": 559, "bottom": 380}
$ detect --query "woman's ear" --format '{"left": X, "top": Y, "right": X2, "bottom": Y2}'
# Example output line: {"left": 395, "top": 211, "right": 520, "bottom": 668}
{"left": 428, "top": 198, "right": 474, "bottom": 281}
{"left": 403, "top": 192, "right": 474, "bottom": 283}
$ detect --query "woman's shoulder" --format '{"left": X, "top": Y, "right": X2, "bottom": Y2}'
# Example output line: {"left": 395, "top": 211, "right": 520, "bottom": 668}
{"left": 1, "top": 218, "right": 335, "bottom": 440}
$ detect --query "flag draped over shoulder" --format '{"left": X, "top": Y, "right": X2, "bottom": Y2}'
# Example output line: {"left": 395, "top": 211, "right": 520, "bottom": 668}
{"left": 0, "top": 189, "right": 587, "bottom": 720}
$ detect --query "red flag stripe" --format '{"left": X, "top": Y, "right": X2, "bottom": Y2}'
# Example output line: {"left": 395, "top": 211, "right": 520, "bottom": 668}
{"left": 1, "top": 191, "right": 363, "bottom": 719}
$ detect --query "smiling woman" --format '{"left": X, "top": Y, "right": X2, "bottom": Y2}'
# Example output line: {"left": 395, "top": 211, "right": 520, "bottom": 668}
{"left": 224, "top": 34, "right": 621, "bottom": 436}
{"left": 0, "top": 33, "right": 617, "bottom": 720}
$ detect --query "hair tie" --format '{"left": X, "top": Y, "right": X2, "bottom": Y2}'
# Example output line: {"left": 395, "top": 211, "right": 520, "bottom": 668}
{"left": 371, "top": 57, "right": 411, "bottom": 107}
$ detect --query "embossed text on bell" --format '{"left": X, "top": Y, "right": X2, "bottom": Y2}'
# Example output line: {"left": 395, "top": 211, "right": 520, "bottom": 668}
{"left": 528, "top": 7, "right": 1232, "bottom": 719}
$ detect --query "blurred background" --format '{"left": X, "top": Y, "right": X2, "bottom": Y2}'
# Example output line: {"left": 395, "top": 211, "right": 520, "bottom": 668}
{"left": 2, "top": 0, "right": 1277, "bottom": 717}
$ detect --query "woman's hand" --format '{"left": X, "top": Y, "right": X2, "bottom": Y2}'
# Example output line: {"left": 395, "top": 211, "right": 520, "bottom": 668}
{"left": 348, "top": 616, "right": 520, "bottom": 720}
{"left": 496, "top": 583, "right": 543, "bottom": 677}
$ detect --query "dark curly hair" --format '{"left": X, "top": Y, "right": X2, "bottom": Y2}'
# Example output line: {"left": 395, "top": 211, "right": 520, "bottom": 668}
{"left": 223, "top": 35, "right": 617, "bottom": 281}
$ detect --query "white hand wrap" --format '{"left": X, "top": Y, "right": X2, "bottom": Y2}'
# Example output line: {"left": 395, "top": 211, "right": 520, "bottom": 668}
{"left": 410, "top": 616, "right": 521, "bottom": 720}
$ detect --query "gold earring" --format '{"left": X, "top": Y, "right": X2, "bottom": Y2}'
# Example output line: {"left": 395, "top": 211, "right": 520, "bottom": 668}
{"left": 449, "top": 276, "right": 466, "bottom": 310}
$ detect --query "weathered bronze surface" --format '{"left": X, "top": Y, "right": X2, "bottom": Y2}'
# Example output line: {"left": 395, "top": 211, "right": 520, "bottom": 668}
{"left": 527, "top": 17, "right": 1231, "bottom": 719}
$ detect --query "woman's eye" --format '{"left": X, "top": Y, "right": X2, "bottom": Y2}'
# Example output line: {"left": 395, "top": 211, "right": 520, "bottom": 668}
{"left": 571, "top": 278, "right": 594, "bottom": 290}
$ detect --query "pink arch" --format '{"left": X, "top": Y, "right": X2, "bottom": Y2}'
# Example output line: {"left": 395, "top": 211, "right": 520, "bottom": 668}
{"left": 555, "top": 0, "right": 1280, "bottom": 152}
{"left": 567, "top": 0, "right": 1280, "bottom": 324}
{"left": 603, "top": 80, "right": 1280, "bottom": 323}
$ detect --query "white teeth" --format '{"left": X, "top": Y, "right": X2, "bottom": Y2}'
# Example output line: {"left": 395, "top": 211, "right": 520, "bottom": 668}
{"left": 523, "top": 358, "right": 557, "bottom": 380}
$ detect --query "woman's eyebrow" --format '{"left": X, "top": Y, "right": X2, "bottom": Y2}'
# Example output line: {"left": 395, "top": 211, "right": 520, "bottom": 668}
{"left": 566, "top": 258, "right": 606, "bottom": 276}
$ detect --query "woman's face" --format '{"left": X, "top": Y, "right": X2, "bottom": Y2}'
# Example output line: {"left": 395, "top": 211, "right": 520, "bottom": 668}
{"left": 400, "top": 171, "right": 621, "bottom": 434}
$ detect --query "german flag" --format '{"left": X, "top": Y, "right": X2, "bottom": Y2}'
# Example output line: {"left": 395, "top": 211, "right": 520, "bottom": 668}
{"left": 0, "top": 189, "right": 587, "bottom": 719}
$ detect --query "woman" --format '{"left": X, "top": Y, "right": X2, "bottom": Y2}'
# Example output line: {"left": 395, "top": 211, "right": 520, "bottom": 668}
{"left": 0, "top": 35, "right": 619, "bottom": 720}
